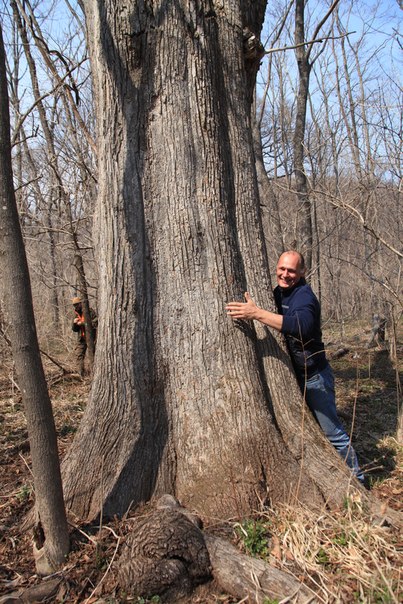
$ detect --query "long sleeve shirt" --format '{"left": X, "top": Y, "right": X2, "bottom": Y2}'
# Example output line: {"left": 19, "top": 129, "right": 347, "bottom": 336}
{"left": 274, "top": 278, "right": 328, "bottom": 382}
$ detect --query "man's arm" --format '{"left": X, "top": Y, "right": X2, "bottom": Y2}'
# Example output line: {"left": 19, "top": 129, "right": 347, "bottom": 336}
{"left": 72, "top": 311, "right": 84, "bottom": 332}
{"left": 226, "top": 292, "right": 283, "bottom": 331}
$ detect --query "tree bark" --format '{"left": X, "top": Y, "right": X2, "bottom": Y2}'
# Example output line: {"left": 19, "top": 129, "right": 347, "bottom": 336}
{"left": 62, "top": 0, "right": 363, "bottom": 522}
{"left": 205, "top": 533, "right": 316, "bottom": 603}
{"left": 0, "top": 22, "right": 69, "bottom": 570}
{"left": 293, "top": 0, "right": 313, "bottom": 272}
{"left": 73, "top": 253, "right": 96, "bottom": 369}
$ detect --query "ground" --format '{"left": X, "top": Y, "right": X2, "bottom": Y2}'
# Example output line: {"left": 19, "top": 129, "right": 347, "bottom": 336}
{"left": 0, "top": 321, "right": 402, "bottom": 603}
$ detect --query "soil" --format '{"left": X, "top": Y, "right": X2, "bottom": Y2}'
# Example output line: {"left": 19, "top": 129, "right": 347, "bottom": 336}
{"left": 0, "top": 324, "right": 402, "bottom": 603}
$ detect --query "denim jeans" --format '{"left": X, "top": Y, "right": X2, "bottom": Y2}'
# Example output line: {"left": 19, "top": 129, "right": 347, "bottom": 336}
{"left": 301, "top": 364, "right": 364, "bottom": 483}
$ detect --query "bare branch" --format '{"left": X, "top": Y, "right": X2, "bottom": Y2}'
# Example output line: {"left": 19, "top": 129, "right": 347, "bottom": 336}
{"left": 315, "top": 189, "right": 403, "bottom": 260}
{"left": 264, "top": 32, "right": 352, "bottom": 55}
{"left": 307, "top": 0, "right": 342, "bottom": 62}
{"left": 11, "top": 59, "right": 88, "bottom": 146}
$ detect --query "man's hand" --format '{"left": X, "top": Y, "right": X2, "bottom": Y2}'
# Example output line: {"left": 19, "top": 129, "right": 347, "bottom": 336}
{"left": 226, "top": 292, "right": 258, "bottom": 321}
{"left": 226, "top": 292, "right": 284, "bottom": 332}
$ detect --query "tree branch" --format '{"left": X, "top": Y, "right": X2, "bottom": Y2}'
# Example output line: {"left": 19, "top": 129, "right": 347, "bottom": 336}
{"left": 315, "top": 189, "right": 403, "bottom": 261}
{"left": 307, "top": 0, "right": 342, "bottom": 62}
{"left": 11, "top": 59, "right": 88, "bottom": 147}
{"left": 264, "top": 32, "right": 353, "bottom": 55}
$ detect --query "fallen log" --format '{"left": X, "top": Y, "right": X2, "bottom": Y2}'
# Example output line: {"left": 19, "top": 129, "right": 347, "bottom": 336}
{"left": 0, "top": 577, "right": 63, "bottom": 603}
{"left": 204, "top": 533, "right": 316, "bottom": 603}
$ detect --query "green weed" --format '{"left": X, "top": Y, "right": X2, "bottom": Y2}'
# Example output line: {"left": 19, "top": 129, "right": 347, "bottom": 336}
{"left": 332, "top": 531, "right": 349, "bottom": 546}
{"left": 316, "top": 547, "right": 330, "bottom": 565}
{"left": 354, "top": 584, "right": 397, "bottom": 603}
{"left": 235, "top": 519, "right": 270, "bottom": 558}
{"left": 16, "top": 484, "right": 32, "bottom": 501}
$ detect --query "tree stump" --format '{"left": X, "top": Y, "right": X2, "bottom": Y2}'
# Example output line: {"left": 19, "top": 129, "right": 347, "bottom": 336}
{"left": 116, "top": 495, "right": 318, "bottom": 603}
{"left": 367, "top": 314, "right": 387, "bottom": 349}
{"left": 116, "top": 496, "right": 211, "bottom": 601}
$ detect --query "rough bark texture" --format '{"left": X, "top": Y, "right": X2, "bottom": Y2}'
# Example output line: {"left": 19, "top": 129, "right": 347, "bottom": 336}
{"left": 116, "top": 495, "right": 316, "bottom": 603}
{"left": 117, "top": 495, "right": 211, "bottom": 600}
{"left": 0, "top": 23, "right": 69, "bottom": 570}
{"left": 62, "top": 0, "right": 363, "bottom": 522}
{"left": 204, "top": 533, "right": 316, "bottom": 603}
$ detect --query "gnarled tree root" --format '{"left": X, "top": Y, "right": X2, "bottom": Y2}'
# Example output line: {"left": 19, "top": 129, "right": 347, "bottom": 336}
{"left": 115, "top": 495, "right": 317, "bottom": 603}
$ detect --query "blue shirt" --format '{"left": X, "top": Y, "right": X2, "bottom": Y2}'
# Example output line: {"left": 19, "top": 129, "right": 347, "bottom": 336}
{"left": 274, "top": 278, "right": 328, "bottom": 382}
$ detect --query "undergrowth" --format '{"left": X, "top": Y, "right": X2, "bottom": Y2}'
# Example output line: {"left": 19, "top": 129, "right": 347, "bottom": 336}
{"left": 0, "top": 325, "right": 402, "bottom": 603}
{"left": 235, "top": 497, "right": 402, "bottom": 603}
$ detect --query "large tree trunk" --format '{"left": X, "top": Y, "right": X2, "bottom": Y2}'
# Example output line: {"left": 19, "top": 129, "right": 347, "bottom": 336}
{"left": 62, "top": 0, "right": 362, "bottom": 522}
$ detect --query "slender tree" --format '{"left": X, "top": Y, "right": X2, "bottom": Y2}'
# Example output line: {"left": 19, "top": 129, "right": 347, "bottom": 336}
{"left": 292, "top": 0, "right": 341, "bottom": 273}
{"left": 0, "top": 22, "right": 69, "bottom": 572}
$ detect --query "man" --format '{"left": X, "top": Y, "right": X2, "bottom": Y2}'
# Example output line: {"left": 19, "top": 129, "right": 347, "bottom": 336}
{"left": 226, "top": 250, "right": 364, "bottom": 483}
{"left": 72, "top": 296, "right": 97, "bottom": 376}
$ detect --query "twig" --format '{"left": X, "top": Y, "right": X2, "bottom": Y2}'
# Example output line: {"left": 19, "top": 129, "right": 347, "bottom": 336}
{"left": 19, "top": 453, "right": 34, "bottom": 477}
{"left": 99, "top": 456, "right": 104, "bottom": 536}
{"left": 102, "top": 525, "right": 120, "bottom": 540}
{"left": 9, "top": 375, "right": 21, "bottom": 394}
{"left": 264, "top": 32, "right": 352, "bottom": 55}
{"left": 67, "top": 522, "right": 98, "bottom": 546}
{"left": 39, "top": 349, "right": 70, "bottom": 373}
{"left": 84, "top": 535, "right": 121, "bottom": 603}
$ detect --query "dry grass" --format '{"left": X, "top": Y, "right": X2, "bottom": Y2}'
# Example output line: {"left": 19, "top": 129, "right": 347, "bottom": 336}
{"left": 0, "top": 323, "right": 402, "bottom": 603}
{"left": 249, "top": 496, "right": 402, "bottom": 603}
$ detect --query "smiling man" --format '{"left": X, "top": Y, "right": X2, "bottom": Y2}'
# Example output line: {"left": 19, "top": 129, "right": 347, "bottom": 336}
{"left": 226, "top": 250, "right": 364, "bottom": 484}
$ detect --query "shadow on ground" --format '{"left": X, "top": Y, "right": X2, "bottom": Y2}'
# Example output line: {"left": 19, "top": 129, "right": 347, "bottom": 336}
{"left": 331, "top": 346, "right": 401, "bottom": 484}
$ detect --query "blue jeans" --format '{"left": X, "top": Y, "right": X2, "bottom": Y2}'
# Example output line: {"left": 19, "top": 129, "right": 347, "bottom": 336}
{"left": 302, "top": 365, "right": 364, "bottom": 483}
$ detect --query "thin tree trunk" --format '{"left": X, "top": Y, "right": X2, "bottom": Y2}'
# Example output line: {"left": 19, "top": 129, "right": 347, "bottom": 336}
{"left": 46, "top": 204, "right": 61, "bottom": 330}
{"left": 252, "top": 112, "right": 284, "bottom": 261}
{"left": 0, "top": 22, "right": 69, "bottom": 571}
{"left": 73, "top": 253, "right": 95, "bottom": 368}
{"left": 293, "top": 0, "right": 313, "bottom": 272}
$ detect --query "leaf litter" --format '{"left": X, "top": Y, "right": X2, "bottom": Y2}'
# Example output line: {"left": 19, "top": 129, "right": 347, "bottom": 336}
{"left": 0, "top": 329, "right": 401, "bottom": 603}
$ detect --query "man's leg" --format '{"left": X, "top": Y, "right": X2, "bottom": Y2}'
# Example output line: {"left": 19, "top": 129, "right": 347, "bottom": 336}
{"left": 74, "top": 339, "right": 87, "bottom": 377}
{"left": 303, "top": 365, "right": 364, "bottom": 482}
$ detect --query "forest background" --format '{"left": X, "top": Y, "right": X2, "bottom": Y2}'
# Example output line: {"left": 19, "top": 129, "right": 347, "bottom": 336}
{"left": 0, "top": 0, "right": 402, "bottom": 602}
{"left": 0, "top": 0, "right": 401, "bottom": 348}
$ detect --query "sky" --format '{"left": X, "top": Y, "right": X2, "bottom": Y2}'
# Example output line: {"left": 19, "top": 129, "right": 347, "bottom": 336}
{"left": 259, "top": 0, "right": 402, "bottom": 99}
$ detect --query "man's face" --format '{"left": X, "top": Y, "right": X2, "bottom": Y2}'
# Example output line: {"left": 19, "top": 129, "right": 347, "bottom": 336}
{"left": 276, "top": 252, "right": 305, "bottom": 289}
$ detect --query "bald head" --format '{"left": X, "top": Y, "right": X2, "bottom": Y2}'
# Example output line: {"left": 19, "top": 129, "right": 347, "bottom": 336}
{"left": 276, "top": 251, "right": 306, "bottom": 289}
